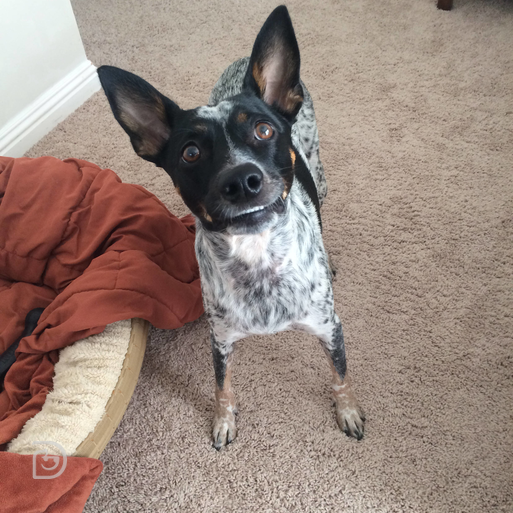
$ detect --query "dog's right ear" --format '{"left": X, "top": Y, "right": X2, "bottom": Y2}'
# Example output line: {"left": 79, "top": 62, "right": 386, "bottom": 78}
{"left": 243, "top": 5, "right": 303, "bottom": 121}
{"left": 97, "top": 66, "right": 179, "bottom": 164}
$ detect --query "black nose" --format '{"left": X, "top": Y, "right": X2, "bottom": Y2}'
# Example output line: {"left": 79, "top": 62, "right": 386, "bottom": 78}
{"left": 219, "top": 164, "right": 263, "bottom": 203}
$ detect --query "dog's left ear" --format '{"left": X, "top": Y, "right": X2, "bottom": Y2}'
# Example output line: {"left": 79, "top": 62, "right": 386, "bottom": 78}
{"left": 243, "top": 5, "right": 303, "bottom": 121}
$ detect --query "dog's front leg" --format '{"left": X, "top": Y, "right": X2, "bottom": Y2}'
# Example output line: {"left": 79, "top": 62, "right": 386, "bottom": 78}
{"left": 210, "top": 330, "right": 238, "bottom": 450}
{"left": 298, "top": 314, "right": 365, "bottom": 440}
{"left": 322, "top": 317, "right": 365, "bottom": 440}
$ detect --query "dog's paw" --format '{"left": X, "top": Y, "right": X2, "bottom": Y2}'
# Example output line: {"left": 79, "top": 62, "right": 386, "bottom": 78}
{"left": 212, "top": 412, "right": 237, "bottom": 450}
{"left": 335, "top": 404, "right": 366, "bottom": 441}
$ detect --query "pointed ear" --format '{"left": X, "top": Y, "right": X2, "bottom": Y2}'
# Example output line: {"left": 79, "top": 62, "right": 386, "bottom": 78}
{"left": 243, "top": 5, "right": 303, "bottom": 120}
{"left": 97, "top": 65, "right": 178, "bottom": 164}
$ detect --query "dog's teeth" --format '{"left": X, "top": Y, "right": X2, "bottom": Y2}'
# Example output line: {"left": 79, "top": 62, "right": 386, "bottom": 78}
{"left": 244, "top": 206, "right": 265, "bottom": 214}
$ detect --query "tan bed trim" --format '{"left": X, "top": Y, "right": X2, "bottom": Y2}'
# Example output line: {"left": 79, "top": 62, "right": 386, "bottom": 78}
{"left": 73, "top": 318, "right": 149, "bottom": 459}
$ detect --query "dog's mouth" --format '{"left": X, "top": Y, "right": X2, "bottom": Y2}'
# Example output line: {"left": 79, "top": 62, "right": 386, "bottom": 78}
{"left": 230, "top": 195, "right": 286, "bottom": 222}
{"left": 205, "top": 194, "right": 287, "bottom": 235}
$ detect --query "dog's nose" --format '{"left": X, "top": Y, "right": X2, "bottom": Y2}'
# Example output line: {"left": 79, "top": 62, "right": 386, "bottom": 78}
{"left": 219, "top": 164, "right": 263, "bottom": 203}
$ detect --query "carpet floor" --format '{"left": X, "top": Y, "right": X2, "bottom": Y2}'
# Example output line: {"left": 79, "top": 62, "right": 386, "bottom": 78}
{"left": 26, "top": 0, "right": 512, "bottom": 511}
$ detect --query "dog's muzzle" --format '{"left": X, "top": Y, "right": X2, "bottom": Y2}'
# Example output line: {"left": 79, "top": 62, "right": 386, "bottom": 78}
{"left": 206, "top": 163, "right": 287, "bottom": 234}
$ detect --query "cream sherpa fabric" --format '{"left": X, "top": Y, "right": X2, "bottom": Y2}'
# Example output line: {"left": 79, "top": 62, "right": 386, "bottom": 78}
{"left": 7, "top": 320, "right": 131, "bottom": 456}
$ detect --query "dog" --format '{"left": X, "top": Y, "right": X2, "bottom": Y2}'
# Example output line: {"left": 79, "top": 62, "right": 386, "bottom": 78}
{"left": 97, "top": 5, "right": 365, "bottom": 449}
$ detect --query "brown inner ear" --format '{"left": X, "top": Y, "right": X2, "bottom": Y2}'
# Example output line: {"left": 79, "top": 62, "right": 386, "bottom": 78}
{"left": 118, "top": 90, "right": 171, "bottom": 157}
{"left": 252, "top": 62, "right": 267, "bottom": 96}
{"left": 252, "top": 57, "right": 303, "bottom": 116}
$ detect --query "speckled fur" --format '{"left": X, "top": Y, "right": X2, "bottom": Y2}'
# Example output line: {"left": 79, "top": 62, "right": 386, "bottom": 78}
{"left": 199, "top": 57, "right": 365, "bottom": 448}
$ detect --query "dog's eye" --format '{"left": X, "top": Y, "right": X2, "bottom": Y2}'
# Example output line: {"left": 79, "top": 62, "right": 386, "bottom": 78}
{"left": 254, "top": 122, "right": 274, "bottom": 140}
{"left": 182, "top": 145, "right": 200, "bottom": 163}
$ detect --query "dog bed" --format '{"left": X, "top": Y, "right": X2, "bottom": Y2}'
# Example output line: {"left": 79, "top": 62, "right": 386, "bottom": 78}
{"left": 7, "top": 318, "right": 149, "bottom": 458}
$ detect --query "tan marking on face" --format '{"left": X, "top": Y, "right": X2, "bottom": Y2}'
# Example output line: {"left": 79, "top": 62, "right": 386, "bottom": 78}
{"left": 237, "top": 112, "right": 248, "bottom": 123}
{"left": 197, "top": 204, "right": 213, "bottom": 223}
{"left": 175, "top": 186, "right": 181, "bottom": 197}
{"left": 194, "top": 124, "right": 208, "bottom": 133}
{"left": 289, "top": 148, "right": 296, "bottom": 168}
{"left": 281, "top": 175, "right": 292, "bottom": 200}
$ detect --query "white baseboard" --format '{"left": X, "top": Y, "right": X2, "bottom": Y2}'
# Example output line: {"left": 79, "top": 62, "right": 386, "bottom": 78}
{"left": 0, "top": 60, "right": 100, "bottom": 157}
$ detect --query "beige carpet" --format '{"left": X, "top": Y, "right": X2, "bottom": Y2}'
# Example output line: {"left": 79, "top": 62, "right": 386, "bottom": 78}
{"left": 26, "top": 0, "right": 512, "bottom": 511}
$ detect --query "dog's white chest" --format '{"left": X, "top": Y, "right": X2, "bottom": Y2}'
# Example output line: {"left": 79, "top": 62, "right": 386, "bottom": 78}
{"left": 228, "top": 231, "right": 272, "bottom": 267}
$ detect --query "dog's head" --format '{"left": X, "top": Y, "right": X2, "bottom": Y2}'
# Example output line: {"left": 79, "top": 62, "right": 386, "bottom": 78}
{"left": 98, "top": 5, "right": 303, "bottom": 235}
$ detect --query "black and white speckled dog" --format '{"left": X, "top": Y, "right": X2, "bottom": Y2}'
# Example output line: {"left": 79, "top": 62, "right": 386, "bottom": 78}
{"left": 98, "top": 5, "right": 365, "bottom": 449}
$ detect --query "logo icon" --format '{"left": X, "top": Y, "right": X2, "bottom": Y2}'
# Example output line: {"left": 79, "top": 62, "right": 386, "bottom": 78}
{"left": 32, "top": 441, "right": 67, "bottom": 480}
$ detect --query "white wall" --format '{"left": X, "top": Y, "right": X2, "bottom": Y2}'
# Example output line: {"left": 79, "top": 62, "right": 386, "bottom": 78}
{"left": 0, "top": 0, "right": 100, "bottom": 156}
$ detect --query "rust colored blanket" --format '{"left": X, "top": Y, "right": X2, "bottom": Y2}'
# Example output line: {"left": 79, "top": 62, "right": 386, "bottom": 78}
{"left": 1, "top": 452, "right": 103, "bottom": 513}
{"left": 0, "top": 156, "right": 204, "bottom": 511}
